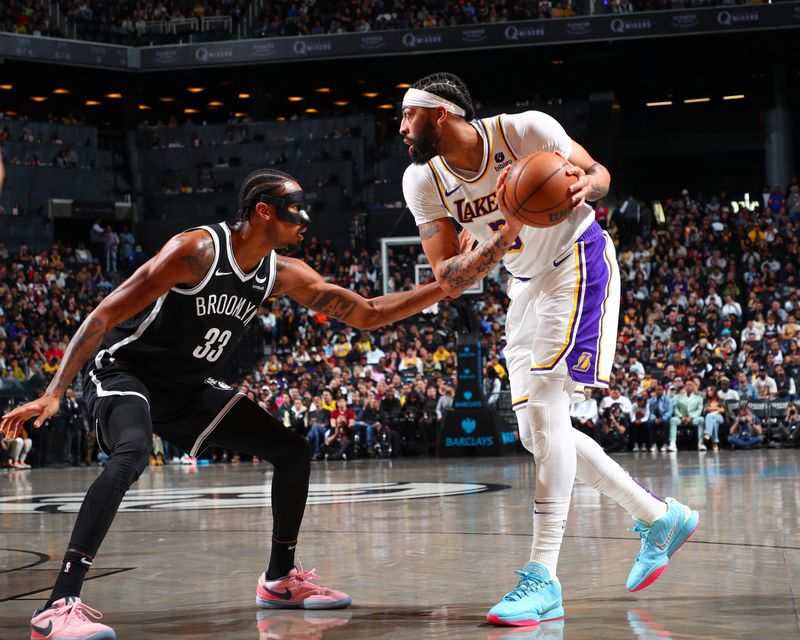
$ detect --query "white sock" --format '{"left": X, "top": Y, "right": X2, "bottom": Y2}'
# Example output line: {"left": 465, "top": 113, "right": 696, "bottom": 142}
{"left": 574, "top": 426, "right": 667, "bottom": 523}
{"left": 530, "top": 497, "right": 570, "bottom": 575}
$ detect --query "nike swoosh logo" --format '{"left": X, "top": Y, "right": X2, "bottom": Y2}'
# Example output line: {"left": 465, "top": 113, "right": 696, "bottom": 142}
{"left": 264, "top": 586, "right": 293, "bottom": 600}
{"left": 444, "top": 185, "right": 462, "bottom": 197}
{"left": 654, "top": 510, "right": 682, "bottom": 552}
{"left": 80, "top": 557, "right": 92, "bottom": 566}
{"left": 31, "top": 621, "right": 53, "bottom": 636}
{"left": 553, "top": 253, "right": 571, "bottom": 268}
{"left": 255, "top": 274, "right": 267, "bottom": 284}
{"left": 215, "top": 269, "right": 233, "bottom": 276}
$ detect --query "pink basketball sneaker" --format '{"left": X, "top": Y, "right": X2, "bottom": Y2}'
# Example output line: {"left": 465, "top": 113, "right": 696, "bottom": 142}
{"left": 30, "top": 597, "right": 115, "bottom": 640}
{"left": 256, "top": 563, "right": 351, "bottom": 610}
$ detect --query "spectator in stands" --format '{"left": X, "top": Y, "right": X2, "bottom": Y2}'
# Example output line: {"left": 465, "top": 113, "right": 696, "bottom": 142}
{"left": 629, "top": 393, "right": 651, "bottom": 452}
{"left": 324, "top": 418, "right": 353, "bottom": 460}
{"left": 648, "top": 382, "right": 672, "bottom": 452}
{"left": 570, "top": 387, "right": 598, "bottom": 441}
{"left": 61, "top": 387, "right": 87, "bottom": 466}
{"left": 599, "top": 403, "right": 629, "bottom": 453}
{"left": 702, "top": 384, "right": 725, "bottom": 452}
{"left": 753, "top": 365, "right": 777, "bottom": 399}
{"left": 306, "top": 395, "right": 330, "bottom": 459}
{"left": 728, "top": 405, "right": 764, "bottom": 450}
{"left": 669, "top": 378, "right": 704, "bottom": 451}
{"left": 734, "top": 370, "right": 760, "bottom": 401}
{"left": 6, "top": 424, "right": 32, "bottom": 469}
{"left": 354, "top": 396, "right": 382, "bottom": 453}
{"left": 779, "top": 402, "right": 800, "bottom": 448}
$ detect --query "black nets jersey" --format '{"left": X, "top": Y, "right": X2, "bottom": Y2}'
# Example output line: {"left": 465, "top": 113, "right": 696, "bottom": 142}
{"left": 90, "top": 223, "right": 277, "bottom": 387}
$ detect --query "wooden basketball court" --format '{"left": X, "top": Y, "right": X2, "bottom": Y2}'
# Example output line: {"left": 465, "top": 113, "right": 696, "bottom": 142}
{"left": 1, "top": 451, "right": 798, "bottom": 639}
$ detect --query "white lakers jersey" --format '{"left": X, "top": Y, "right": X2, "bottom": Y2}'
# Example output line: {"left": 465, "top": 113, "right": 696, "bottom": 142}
{"left": 402, "top": 110, "right": 595, "bottom": 278}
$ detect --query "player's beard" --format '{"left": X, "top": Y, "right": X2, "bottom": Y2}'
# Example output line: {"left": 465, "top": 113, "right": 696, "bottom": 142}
{"left": 406, "top": 120, "right": 441, "bottom": 165}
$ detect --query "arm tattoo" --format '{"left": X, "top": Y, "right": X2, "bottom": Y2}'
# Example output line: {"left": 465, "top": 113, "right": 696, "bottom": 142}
{"left": 180, "top": 238, "right": 214, "bottom": 278}
{"left": 440, "top": 232, "right": 512, "bottom": 291}
{"left": 419, "top": 221, "right": 442, "bottom": 241}
{"left": 307, "top": 290, "right": 357, "bottom": 322}
{"left": 276, "top": 257, "right": 288, "bottom": 273}
{"left": 586, "top": 163, "right": 601, "bottom": 175}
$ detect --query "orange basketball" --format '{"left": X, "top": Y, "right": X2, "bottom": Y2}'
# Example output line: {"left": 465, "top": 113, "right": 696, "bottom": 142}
{"left": 504, "top": 151, "right": 578, "bottom": 227}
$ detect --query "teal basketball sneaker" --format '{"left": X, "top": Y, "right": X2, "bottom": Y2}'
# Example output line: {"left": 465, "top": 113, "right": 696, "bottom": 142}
{"left": 626, "top": 497, "right": 699, "bottom": 592}
{"left": 486, "top": 561, "right": 564, "bottom": 627}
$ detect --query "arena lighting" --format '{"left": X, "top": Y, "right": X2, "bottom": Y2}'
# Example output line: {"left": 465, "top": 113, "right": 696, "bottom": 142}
{"left": 159, "top": 97, "right": 175, "bottom": 102}
{"left": 395, "top": 83, "right": 411, "bottom": 89}
{"left": 377, "top": 104, "right": 394, "bottom": 109}
{"left": 186, "top": 87, "right": 204, "bottom": 93}
{"left": 52, "top": 88, "right": 70, "bottom": 94}
{"left": 333, "top": 101, "right": 350, "bottom": 106}
{"left": 683, "top": 97, "right": 711, "bottom": 104}
{"left": 362, "top": 92, "right": 379, "bottom": 98}
{"left": 0, "top": 84, "right": 12, "bottom": 90}
{"left": 138, "top": 104, "right": 151, "bottom": 110}
{"left": 276, "top": 116, "right": 286, "bottom": 121}
{"left": 314, "top": 87, "right": 332, "bottom": 93}
{"left": 287, "top": 96, "right": 304, "bottom": 102}
{"left": 550, "top": 59, "right": 564, "bottom": 64}
{"left": 30, "top": 96, "right": 48, "bottom": 102}
{"left": 104, "top": 93, "right": 123, "bottom": 99}
{"left": 207, "top": 101, "right": 224, "bottom": 107}
{"left": 233, "top": 112, "right": 247, "bottom": 117}
{"left": 85, "top": 100, "right": 102, "bottom": 106}
{"left": 723, "top": 94, "right": 745, "bottom": 100}
{"left": 238, "top": 93, "right": 251, "bottom": 99}
{"left": 4, "top": 110, "right": 17, "bottom": 116}
{"left": 304, "top": 108, "right": 319, "bottom": 114}
{"left": 646, "top": 101, "right": 672, "bottom": 107}
{"left": 184, "top": 108, "right": 199, "bottom": 114}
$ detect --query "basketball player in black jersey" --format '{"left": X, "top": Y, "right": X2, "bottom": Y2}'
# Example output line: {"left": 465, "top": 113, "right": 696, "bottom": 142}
{"left": 2, "top": 168, "right": 449, "bottom": 640}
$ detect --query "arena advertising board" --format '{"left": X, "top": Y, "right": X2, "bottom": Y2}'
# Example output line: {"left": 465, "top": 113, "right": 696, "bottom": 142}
{"left": 1, "top": 2, "right": 798, "bottom": 70}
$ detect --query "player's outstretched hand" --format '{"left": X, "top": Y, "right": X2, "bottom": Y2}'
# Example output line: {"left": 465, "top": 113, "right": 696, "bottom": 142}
{"left": 0, "top": 395, "right": 60, "bottom": 437}
{"left": 565, "top": 164, "right": 590, "bottom": 209}
{"left": 495, "top": 165, "right": 524, "bottom": 238}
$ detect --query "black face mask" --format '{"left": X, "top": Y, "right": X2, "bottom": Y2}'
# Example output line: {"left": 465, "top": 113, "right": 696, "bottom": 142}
{"left": 259, "top": 190, "right": 310, "bottom": 226}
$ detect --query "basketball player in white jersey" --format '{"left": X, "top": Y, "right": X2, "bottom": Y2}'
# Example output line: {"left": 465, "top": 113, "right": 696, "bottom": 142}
{"left": 400, "top": 73, "right": 699, "bottom": 627}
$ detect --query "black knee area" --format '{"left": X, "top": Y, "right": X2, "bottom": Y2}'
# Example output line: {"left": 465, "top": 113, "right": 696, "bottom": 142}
{"left": 103, "top": 397, "right": 152, "bottom": 491}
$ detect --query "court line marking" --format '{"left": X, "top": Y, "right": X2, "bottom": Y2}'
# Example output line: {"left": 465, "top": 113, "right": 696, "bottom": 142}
{"left": 0, "top": 548, "right": 50, "bottom": 573}
{"left": 0, "top": 568, "right": 134, "bottom": 603}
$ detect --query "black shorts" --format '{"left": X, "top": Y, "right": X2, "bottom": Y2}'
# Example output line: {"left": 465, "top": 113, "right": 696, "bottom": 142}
{"left": 83, "top": 362, "right": 242, "bottom": 456}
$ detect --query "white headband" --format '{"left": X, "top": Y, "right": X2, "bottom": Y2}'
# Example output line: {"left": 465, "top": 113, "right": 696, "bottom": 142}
{"left": 402, "top": 88, "right": 466, "bottom": 117}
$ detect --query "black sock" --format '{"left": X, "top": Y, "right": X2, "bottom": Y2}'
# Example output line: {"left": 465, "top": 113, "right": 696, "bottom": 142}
{"left": 46, "top": 550, "right": 93, "bottom": 608}
{"left": 266, "top": 538, "right": 297, "bottom": 580}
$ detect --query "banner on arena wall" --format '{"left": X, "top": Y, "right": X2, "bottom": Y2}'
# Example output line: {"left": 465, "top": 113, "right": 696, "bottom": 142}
{"left": 1, "top": 2, "right": 799, "bottom": 70}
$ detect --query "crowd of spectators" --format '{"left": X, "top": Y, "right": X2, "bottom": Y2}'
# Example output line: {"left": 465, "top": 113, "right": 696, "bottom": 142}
{"left": 3, "top": 174, "right": 800, "bottom": 470}
{"left": 0, "top": 0, "right": 778, "bottom": 44}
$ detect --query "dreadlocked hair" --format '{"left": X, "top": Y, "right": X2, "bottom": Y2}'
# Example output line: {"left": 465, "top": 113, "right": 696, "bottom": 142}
{"left": 235, "top": 168, "right": 295, "bottom": 223}
{"left": 412, "top": 72, "right": 475, "bottom": 121}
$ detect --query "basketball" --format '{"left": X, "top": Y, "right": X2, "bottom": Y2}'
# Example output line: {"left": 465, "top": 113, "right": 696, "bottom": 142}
{"left": 504, "top": 151, "right": 579, "bottom": 228}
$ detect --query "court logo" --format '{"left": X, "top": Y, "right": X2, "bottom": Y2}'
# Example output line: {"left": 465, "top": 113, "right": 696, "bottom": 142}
{"left": 463, "top": 391, "right": 473, "bottom": 400}
{"left": 573, "top": 352, "right": 593, "bottom": 373}
{"left": 0, "top": 482, "right": 506, "bottom": 513}
{"left": 504, "top": 25, "right": 545, "bottom": 41}
{"left": 461, "top": 418, "right": 477, "bottom": 434}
